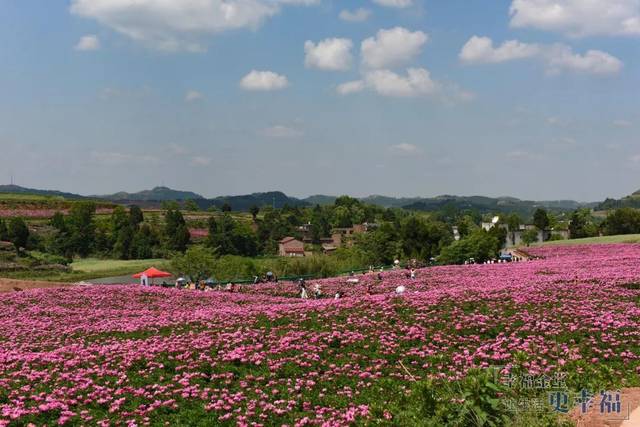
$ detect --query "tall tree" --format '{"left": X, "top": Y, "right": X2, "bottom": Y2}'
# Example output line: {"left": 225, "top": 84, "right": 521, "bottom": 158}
{"left": 165, "top": 207, "right": 190, "bottom": 252}
{"left": 0, "top": 218, "right": 8, "bottom": 241}
{"left": 67, "top": 202, "right": 96, "bottom": 257}
{"left": 7, "top": 217, "right": 29, "bottom": 251}
{"left": 249, "top": 205, "right": 260, "bottom": 222}
{"left": 533, "top": 208, "right": 550, "bottom": 231}
{"left": 129, "top": 205, "right": 144, "bottom": 227}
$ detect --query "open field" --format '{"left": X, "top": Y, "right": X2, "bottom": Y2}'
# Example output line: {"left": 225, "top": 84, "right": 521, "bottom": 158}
{"left": 0, "top": 243, "right": 639, "bottom": 425}
{"left": 540, "top": 234, "right": 640, "bottom": 246}
{"left": 0, "top": 258, "right": 171, "bottom": 283}
{"left": 70, "top": 258, "right": 168, "bottom": 274}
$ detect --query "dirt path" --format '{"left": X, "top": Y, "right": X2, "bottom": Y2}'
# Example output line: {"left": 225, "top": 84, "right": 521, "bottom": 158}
{"left": 573, "top": 388, "right": 640, "bottom": 427}
{"left": 0, "top": 278, "right": 72, "bottom": 293}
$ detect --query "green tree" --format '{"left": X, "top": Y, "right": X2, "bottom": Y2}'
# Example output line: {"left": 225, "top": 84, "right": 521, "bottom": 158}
{"left": 130, "top": 224, "right": 157, "bottom": 259}
{"left": 249, "top": 205, "right": 260, "bottom": 222}
{"left": 171, "top": 246, "right": 217, "bottom": 282}
{"left": 399, "top": 216, "right": 452, "bottom": 261}
{"left": 221, "top": 203, "right": 232, "bottom": 213}
{"left": 439, "top": 230, "right": 498, "bottom": 264}
{"left": 332, "top": 206, "right": 353, "bottom": 228}
{"left": 165, "top": 207, "right": 190, "bottom": 252}
{"left": 207, "top": 214, "right": 257, "bottom": 256}
{"left": 310, "top": 205, "right": 331, "bottom": 244}
{"left": 605, "top": 208, "right": 640, "bottom": 235}
{"left": 7, "top": 217, "right": 29, "bottom": 251}
{"left": 355, "top": 223, "right": 399, "bottom": 264}
{"left": 533, "top": 208, "right": 550, "bottom": 231}
{"left": 569, "top": 209, "right": 589, "bottom": 239}
{"left": 67, "top": 202, "right": 96, "bottom": 257}
{"left": 129, "top": 205, "right": 144, "bottom": 227}
{"left": 50, "top": 212, "right": 67, "bottom": 232}
{"left": 111, "top": 206, "right": 129, "bottom": 235}
{"left": 521, "top": 228, "right": 540, "bottom": 246}
{"left": 184, "top": 199, "right": 200, "bottom": 212}
{"left": 113, "top": 225, "right": 135, "bottom": 260}
{"left": 0, "top": 218, "right": 8, "bottom": 241}
{"left": 505, "top": 213, "right": 522, "bottom": 232}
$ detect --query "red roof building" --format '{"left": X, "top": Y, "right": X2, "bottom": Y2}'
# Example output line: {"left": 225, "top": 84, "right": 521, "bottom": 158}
{"left": 278, "top": 237, "right": 305, "bottom": 257}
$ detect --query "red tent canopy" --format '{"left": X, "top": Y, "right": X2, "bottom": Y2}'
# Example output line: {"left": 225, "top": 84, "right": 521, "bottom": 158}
{"left": 133, "top": 267, "right": 172, "bottom": 279}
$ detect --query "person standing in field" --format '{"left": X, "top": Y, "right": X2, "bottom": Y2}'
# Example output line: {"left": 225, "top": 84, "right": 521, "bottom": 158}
{"left": 298, "top": 278, "right": 308, "bottom": 299}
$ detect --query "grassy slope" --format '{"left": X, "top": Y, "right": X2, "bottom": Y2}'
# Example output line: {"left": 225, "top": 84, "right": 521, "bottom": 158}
{"left": 2, "top": 258, "right": 171, "bottom": 283}
{"left": 539, "top": 234, "right": 640, "bottom": 246}
{"left": 71, "top": 258, "right": 168, "bottom": 273}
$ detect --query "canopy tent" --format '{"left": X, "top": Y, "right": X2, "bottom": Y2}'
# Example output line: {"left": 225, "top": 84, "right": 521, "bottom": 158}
{"left": 133, "top": 268, "right": 172, "bottom": 279}
{"left": 133, "top": 267, "right": 172, "bottom": 286}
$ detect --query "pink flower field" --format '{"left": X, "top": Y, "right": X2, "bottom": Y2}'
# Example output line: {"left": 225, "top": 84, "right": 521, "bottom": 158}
{"left": 1, "top": 244, "right": 639, "bottom": 426}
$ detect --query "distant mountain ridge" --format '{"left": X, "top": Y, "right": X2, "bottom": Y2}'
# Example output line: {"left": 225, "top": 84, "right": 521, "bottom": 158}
{"left": 199, "top": 191, "right": 308, "bottom": 211}
{"left": 0, "top": 184, "right": 599, "bottom": 214}
{"left": 0, "top": 185, "right": 87, "bottom": 200}
{"left": 597, "top": 190, "right": 640, "bottom": 210}
{"left": 94, "top": 186, "right": 205, "bottom": 202}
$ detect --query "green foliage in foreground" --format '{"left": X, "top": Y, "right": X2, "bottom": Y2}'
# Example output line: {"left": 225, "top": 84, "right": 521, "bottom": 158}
{"left": 540, "top": 234, "right": 640, "bottom": 246}
{"left": 169, "top": 245, "right": 372, "bottom": 282}
{"left": 390, "top": 370, "right": 571, "bottom": 427}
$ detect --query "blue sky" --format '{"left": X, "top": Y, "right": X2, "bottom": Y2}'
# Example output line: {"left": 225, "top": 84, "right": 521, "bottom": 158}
{"left": 0, "top": 0, "right": 639, "bottom": 201}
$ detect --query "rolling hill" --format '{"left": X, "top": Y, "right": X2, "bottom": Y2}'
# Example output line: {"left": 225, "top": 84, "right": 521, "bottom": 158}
{"left": 0, "top": 185, "right": 86, "bottom": 200}
{"left": 94, "top": 186, "right": 204, "bottom": 202}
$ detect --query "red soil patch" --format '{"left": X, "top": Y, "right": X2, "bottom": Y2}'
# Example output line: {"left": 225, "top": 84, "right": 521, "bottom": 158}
{"left": 0, "top": 278, "right": 72, "bottom": 293}
{"left": 572, "top": 388, "right": 640, "bottom": 427}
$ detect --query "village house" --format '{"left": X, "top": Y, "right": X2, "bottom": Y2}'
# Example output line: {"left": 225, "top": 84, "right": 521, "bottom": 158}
{"left": 482, "top": 216, "right": 569, "bottom": 248}
{"left": 278, "top": 237, "right": 306, "bottom": 257}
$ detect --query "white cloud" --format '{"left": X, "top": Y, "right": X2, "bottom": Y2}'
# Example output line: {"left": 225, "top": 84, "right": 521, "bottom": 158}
{"left": 505, "top": 150, "right": 538, "bottom": 160}
{"left": 389, "top": 143, "right": 421, "bottom": 154}
{"left": 191, "top": 156, "right": 212, "bottom": 166}
{"left": 361, "top": 27, "right": 428, "bottom": 69}
{"left": 460, "top": 36, "right": 623, "bottom": 75}
{"left": 364, "top": 68, "right": 439, "bottom": 97}
{"left": 90, "top": 151, "right": 160, "bottom": 165}
{"left": 614, "top": 119, "right": 632, "bottom": 127}
{"left": 304, "top": 38, "right": 353, "bottom": 71}
{"left": 185, "top": 90, "right": 204, "bottom": 102}
{"left": 544, "top": 45, "right": 623, "bottom": 75}
{"left": 373, "top": 0, "right": 413, "bottom": 8}
{"left": 336, "top": 68, "right": 472, "bottom": 101}
{"left": 509, "top": 0, "right": 640, "bottom": 37}
{"left": 240, "top": 70, "right": 289, "bottom": 91}
{"left": 336, "top": 80, "right": 366, "bottom": 95}
{"left": 339, "top": 8, "right": 372, "bottom": 22}
{"left": 168, "top": 143, "right": 188, "bottom": 155}
{"left": 260, "top": 125, "right": 303, "bottom": 138}
{"left": 70, "top": 0, "right": 319, "bottom": 51}
{"left": 75, "top": 34, "right": 100, "bottom": 51}
{"left": 459, "top": 36, "right": 540, "bottom": 63}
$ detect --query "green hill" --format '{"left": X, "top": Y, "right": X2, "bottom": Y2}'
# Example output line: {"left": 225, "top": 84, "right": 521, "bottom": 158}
{"left": 94, "top": 186, "right": 204, "bottom": 202}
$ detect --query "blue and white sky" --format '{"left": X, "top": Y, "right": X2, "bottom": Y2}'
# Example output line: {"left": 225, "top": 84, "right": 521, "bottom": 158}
{"left": 1, "top": 0, "right": 639, "bottom": 201}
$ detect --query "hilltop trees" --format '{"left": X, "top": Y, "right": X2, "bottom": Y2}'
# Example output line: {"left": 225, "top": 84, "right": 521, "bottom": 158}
{"left": 604, "top": 208, "right": 640, "bottom": 235}
{"left": 439, "top": 229, "right": 498, "bottom": 264}
{"left": 7, "top": 217, "right": 29, "bottom": 251}
{"left": 165, "top": 205, "right": 190, "bottom": 253}
{"left": 0, "top": 218, "right": 8, "bottom": 242}
{"left": 171, "top": 246, "right": 217, "bottom": 283}
{"left": 47, "top": 202, "right": 97, "bottom": 258}
{"left": 249, "top": 205, "right": 260, "bottom": 222}
{"left": 521, "top": 229, "right": 540, "bottom": 247}
{"left": 533, "top": 208, "right": 550, "bottom": 231}
{"left": 207, "top": 214, "right": 258, "bottom": 257}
